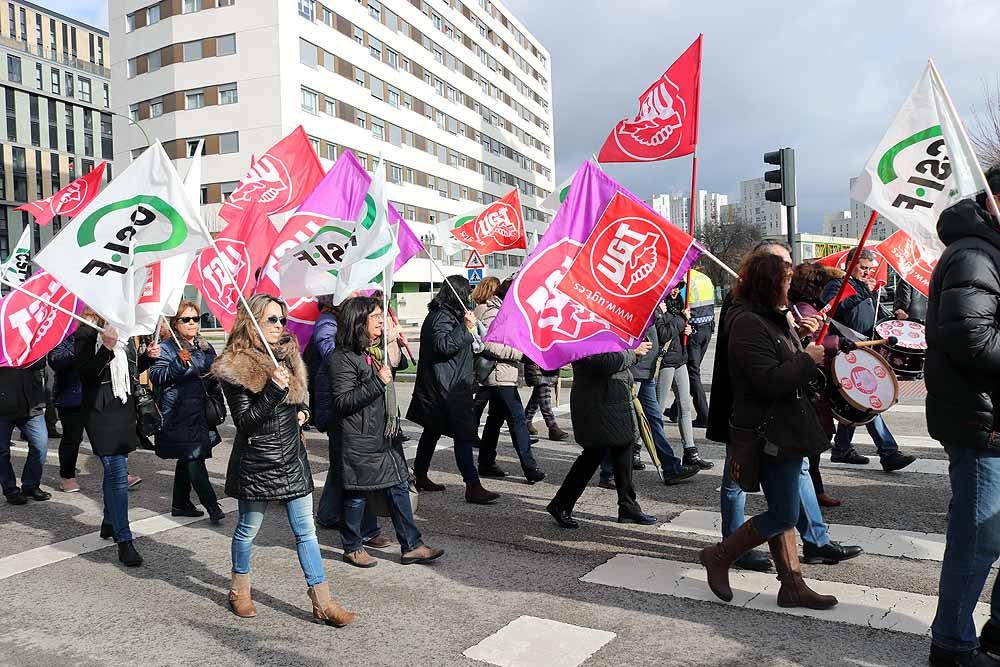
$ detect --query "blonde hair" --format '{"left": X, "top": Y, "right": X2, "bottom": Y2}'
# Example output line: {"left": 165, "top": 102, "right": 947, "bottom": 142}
{"left": 225, "top": 294, "right": 288, "bottom": 354}
{"left": 471, "top": 276, "right": 501, "bottom": 305}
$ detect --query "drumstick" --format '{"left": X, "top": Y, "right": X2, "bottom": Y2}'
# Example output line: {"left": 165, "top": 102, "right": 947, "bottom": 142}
{"left": 844, "top": 337, "right": 898, "bottom": 350}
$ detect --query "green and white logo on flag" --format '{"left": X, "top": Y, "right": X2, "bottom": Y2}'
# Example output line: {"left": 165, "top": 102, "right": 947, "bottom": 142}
{"left": 0, "top": 225, "right": 31, "bottom": 288}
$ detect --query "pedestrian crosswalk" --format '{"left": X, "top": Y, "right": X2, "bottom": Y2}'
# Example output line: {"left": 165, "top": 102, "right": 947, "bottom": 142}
{"left": 464, "top": 616, "right": 616, "bottom": 667}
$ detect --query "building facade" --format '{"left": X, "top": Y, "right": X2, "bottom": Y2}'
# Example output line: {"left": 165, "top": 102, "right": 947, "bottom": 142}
{"left": 0, "top": 1, "right": 111, "bottom": 266}
{"left": 110, "top": 0, "right": 555, "bottom": 302}
{"left": 645, "top": 189, "right": 728, "bottom": 236}
{"left": 848, "top": 176, "right": 892, "bottom": 241}
{"left": 739, "top": 177, "right": 786, "bottom": 237}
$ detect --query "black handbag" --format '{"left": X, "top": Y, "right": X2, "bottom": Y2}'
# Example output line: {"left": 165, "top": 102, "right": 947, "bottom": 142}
{"left": 727, "top": 410, "right": 778, "bottom": 493}
{"left": 134, "top": 384, "right": 162, "bottom": 437}
{"left": 196, "top": 372, "right": 227, "bottom": 428}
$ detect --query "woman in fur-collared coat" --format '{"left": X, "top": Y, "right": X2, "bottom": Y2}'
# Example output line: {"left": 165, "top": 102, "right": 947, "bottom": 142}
{"left": 212, "top": 294, "right": 357, "bottom": 629}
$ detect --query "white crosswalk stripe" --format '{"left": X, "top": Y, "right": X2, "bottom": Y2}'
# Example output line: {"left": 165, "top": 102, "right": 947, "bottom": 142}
{"left": 464, "top": 616, "right": 616, "bottom": 667}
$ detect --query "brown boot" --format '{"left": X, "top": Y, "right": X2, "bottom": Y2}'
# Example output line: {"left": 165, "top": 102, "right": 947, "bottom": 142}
{"left": 527, "top": 422, "right": 538, "bottom": 436}
{"left": 228, "top": 572, "right": 257, "bottom": 618}
{"left": 401, "top": 544, "right": 445, "bottom": 565}
{"left": 548, "top": 427, "right": 570, "bottom": 442}
{"left": 768, "top": 530, "right": 838, "bottom": 610}
{"left": 307, "top": 582, "right": 359, "bottom": 627}
{"left": 698, "top": 519, "right": 768, "bottom": 602}
{"left": 414, "top": 475, "right": 445, "bottom": 492}
{"left": 465, "top": 483, "right": 500, "bottom": 505}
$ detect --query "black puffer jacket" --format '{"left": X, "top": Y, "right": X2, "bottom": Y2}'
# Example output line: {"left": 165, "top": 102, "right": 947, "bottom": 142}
{"left": 571, "top": 351, "right": 640, "bottom": 449}
{"left": 48, "top": 337, "right": 82, "bottom": 409}
{"left": 660, "top": 295, "right": 689, "bottom": 369}
{"left": 706, "top": 291, "right": 735, "bottom": 443}
{"left": 149, "top": 338, "right": 222, "bottom": 461}
{"left": 329, "top": 348, "right": 407, "bottom": 491}
{"left": 213, "top": 337, "right": 313, "bottom": 502}
{"left": 728, "top": 302, "right": 828, "bottom": 459}
{"left": 926, "top": 199, "right": 1000, "bottom": 451}
{"left": 894, "top": 281, "right": 928, "bottom": 322}
{"left": 822, "top": 276, "right": 877, "bottom": 336}
{"left": 0, "top": 362, "right": 46, "bottom": 421}
{"left": 406, "top": 300, "right": 477, "bottom": 440}
{"left": 630, "top": 309, "right": 679, "bottom": 381}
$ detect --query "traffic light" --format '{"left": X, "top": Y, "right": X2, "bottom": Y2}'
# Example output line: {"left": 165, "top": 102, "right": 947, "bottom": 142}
{"left": 763, "top": 148, "right": 796, "bottom": 207}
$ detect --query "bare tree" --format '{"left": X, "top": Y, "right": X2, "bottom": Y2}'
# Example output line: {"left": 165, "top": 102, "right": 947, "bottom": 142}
{"left": 697, "top": 221, "right": 762, "bottom": 290}
{"left": 972, "top": 76, "right": 1000, "bottom": 169}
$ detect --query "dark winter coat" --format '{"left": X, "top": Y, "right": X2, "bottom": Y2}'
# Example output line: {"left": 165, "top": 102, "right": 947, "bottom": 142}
{"left": 213, "top": 336, "right": 313, "bottom": 502}
{"left": 706, "top": 291, "right": 736, "bottom": 444}
{"left": 405, "top": 300, "right": 478, "bottom": 440}
{"left": 727, "top": 302, "right": 828, "bottom": 459}
{"left": 822, "top": 276, "right": 877, "bottom": 336}
{"left": 926, "top": 199, "right": 1000, "bottom": 451}
{"left": 48, "top": 337, "right": 82, "bottom": 409}
{"left": 305, "top": 311, "right": 337, "bottom": 432}
{"left": 149, "top": 338, "right": 222, "bottom": 461}
{"left": 0, "top": 362, "right": 46, "bottom": 421}
{"left": 630, "top": 309, "right": 679, "bottom": 381}
{"left": 524, "top": 360, "right": 559, "bottom": 387}
{"left": 75, "top": 326, "right": 148, "bottom": 457}
{"left": 660, "top": 295, "right": 689, "bottom": 369}
{"left": 570, "top": 351, "right": 640, "bottom": 449}
{"left": 329, "top": 348, "right": 407, "bottom": 491}
{"left": 893, "top": 281, "right": 928, "bottom": 322}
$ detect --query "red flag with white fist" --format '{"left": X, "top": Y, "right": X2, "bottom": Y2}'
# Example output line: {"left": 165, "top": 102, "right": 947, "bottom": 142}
{"left": 876, "top": 229, "right": 936, "bottom": 297}
{"left": 0, "top": 272, "right": 80, "bottom": 367}
{"left": 449, "top": 188, "right": 526, "bottom": 255}
{"left": 16, "top": 162, "right": 106, "bottom": 227}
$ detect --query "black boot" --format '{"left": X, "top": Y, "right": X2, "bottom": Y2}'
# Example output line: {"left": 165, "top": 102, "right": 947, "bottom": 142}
{"left": 929, "top": 645, "right": 1000, "bottom": 666}
{"left": 100, "top": 522, "right": 114, "bottom": 540}
{"left": 682, "top": 448, "right": 715, "bottom": 470}
{"left": 981, "top": 620, "right": 1000, "bottom": 656}
{"left": 117, "top": 540, "right": 143, "bottom": 567}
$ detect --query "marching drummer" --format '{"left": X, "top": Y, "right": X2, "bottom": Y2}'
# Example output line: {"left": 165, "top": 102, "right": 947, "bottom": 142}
{"left": 820, "top": 248, "right": 916, "bottom": 472}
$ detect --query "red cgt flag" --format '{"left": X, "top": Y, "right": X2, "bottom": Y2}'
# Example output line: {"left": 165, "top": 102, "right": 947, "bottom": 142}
{"left": 816, "top": 247, "right": 888, "bottom": 289}
{"left": 218, "top": 126, "right": 324, "bottom": 226}
{"left": 450, "top": 188, "right": 526, "bottom": 255}
{"left": 16, "top": 162, "right": 106, "bottom": 227}
{"left": 597, "top": 35, "right": 702, "bottom": 163}
{"left": 876, "top": 229, "right": 936, "bottom": 298}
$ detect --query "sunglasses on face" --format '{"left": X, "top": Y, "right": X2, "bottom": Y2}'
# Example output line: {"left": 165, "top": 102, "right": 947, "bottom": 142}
{"left": 263, "top": 315, "right": 287, "bottom": 326}
{"left": 176, "top": 316, "right": 199, "bottom": 324}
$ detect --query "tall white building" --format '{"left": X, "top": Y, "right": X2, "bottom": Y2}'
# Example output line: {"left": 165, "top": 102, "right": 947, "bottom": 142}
{"left": 645, "top": 189, "right": 727, "bottom": 235}
{"left": 109, "top": 0, "right": 555, "bottom": 295}
{"left": 848, "top": 176, "right": 892, "bottom": 241}
{"left": 719, "top": 201, "right": 742, "bottom": 225}
{"left": 823, "top": 210, "right": 852, "bottom": 237}
{"left": 739, "top": 177, "right": 786, "bottom": 237}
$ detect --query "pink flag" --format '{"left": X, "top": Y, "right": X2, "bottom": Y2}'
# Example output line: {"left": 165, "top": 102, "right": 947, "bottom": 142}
{"left": 0, "top": 272, "right": 81, "bottom": 367}
{"left": 16, "top": 162, "right": 106, "bottom": 227}
{"left": 390, "top": 204, "right": 425, "bottom": 271}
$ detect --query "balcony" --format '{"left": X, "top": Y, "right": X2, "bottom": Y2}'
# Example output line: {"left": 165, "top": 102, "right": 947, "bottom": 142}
{"left": 0, "top": 34, "right": 110, "bottom": 79}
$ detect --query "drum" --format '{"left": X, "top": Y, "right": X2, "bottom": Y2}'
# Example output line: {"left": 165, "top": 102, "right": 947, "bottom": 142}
{"left": 875, "top": 320, "right": 927, "bottom": 378}
{"left": 828, "top": 349, "right": 899, "bottom": 426}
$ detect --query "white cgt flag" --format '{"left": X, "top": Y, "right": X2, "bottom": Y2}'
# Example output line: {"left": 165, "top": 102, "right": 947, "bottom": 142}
{"left": 0, "top": 225, "right": 32, "bottom": 288}
{"left": 34, "top": 141, "right": 212, "bottom": 335}
{"left": 851, "top": 60, "right": 989, "bottom": 262}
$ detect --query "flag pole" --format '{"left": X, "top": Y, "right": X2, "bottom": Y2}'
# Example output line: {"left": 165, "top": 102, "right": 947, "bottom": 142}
{"left": 816, "top": 209, "right": 879, "bottom": 344}
{"left": 424, "top": 250, "right": 470, "bottom": 313}
{"left": 682, "top": 33, "right": 704, "bottom": 342}
{"left": 0, "top": 276, "right": 103, "bottom": 333}
{"left": 698, "top": 246, "right": 739, "bottom": 279}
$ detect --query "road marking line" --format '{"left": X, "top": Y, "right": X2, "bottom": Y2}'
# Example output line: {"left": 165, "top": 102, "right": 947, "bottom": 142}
{"left": 659, "top": 510, "right": 946, "bottom": 561}
{"left": 581, "top": 554, "right": 987, "bottom": 636}
{"left": 463, "top": 615, "right": 616, "bottom": 667}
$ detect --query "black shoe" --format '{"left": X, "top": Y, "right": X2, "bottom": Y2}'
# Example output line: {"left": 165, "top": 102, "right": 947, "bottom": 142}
{"left": 597, "top": 479, "right": 616, "bottom": 490}
{"left": 117, "top": 540, "right": 143, "bottom": 567}
{"left": 881, "top": 451, "right": 917, "bottom": 472}
{"left": 663, "top": 464, "right": 700, "bottom": 485}
{"left": 21, "top": 487, "right": 51, "bottom": 501}
{"left": 618, "top": 511, "right": 657, "bottom": 525}
{"left": 171, "top": 506, "right": 206, "bottom": 518}
{"left": 683, "top": 449, "right": 715, "bottom": 470}
{"left": 100, "top": 522, "right": 114, "bottom": 540}
{"left": 546, "top": 501, "right": 578, "bottom": 529}
{"left": 691, "top": 419, "right": 709, "bottom": 428}
{"left": 5, "top": 492, "right": 26, "bottom": 506}
{"left": 929, "top": 645, "right": 1000, "bottom": 666}
{"left": 529, "top": 437, "right": 540, "bottom": 445}
{"left": 208, "top": 506, "right": 225, "bottom": 525}
{"left": 632, "top": 458, "right": 646, "bottom": 471}
{"left": 802, "top": 541, "right": 864, "bottom": 565}
{"left": 478, "top": 463, "right": 508, "bottom": 478}
{"left": 981, "top": 620, "right": 1000, "bottom": 657}
{"left": 734, "top": 549, "right": 773, "bottom": 572}
{"left": 830, "top": 449, "right": 870, "bottom": 465}
{"left": 524, "top": 468, "right": 546, "bottom": 484}
{"left": 315, "top": 518, "right": 342, "bottom": 530}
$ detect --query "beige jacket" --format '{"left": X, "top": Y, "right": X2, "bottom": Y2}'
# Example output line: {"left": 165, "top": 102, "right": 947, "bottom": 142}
{"left": 479, "top": 296, "right": 521, "bottom": 386}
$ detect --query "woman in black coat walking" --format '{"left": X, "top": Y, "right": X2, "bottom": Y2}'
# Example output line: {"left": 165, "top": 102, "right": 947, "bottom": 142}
{"left": 150, "top": 301, "right": 225, "bottom": 523}
{"left": 406, "top": 276, "right": 498, "bottom": 505}
{"left": 699, "top": 252, "right": 836, "bottom": 611}
{"left": 331, "top": 297, "right": 444, "bottom": 568}
{"left": 212, "top": 294, "right": 356, "bottom": 628}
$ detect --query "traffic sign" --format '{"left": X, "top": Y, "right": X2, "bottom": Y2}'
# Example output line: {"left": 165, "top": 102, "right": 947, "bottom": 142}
{"left": 465, "top": 250, "right": 485, "bottom": 269}
{"left": 467, "top": 268, "right": 483, "bottom": 285}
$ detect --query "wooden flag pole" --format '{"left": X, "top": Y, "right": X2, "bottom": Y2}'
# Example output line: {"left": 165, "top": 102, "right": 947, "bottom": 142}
{"left": 0, "top": 276, "right": 104, "bottom": 333}
{"left": 682, "top": 149, "right": 699, "bottom": 345}
{"left": 816, "top": 209, "right": 879, "bottom": 344}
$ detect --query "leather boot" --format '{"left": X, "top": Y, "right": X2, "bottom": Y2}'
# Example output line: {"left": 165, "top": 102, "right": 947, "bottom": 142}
{"left": 699, "top": 519, "right": 768, "bottom": 602}
{"left": 228, "top": 572, "right": 258, "bottom": 618}
{"left": 548, "top": 427, "right": 570, "bottom": 442}
{"left": 527, "top": 422, "right": 538, "bottom": 436}
{"left": 307, "top": 582, "right": 359, "bottom": 627}
{"left": 465, "top": 483, "right": 500, "bottom": 504}
{"left": 414, "top": 475, "right": 445, "bottom": 492}
{"left": 768, "top": 530, "right": 838, "bottom": 610}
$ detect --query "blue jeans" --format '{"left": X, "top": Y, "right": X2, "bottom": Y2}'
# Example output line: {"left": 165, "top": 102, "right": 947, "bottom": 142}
{"left": 720, "top": 452, "right": 830, "bottom": 546}
{"left": 100, "top": 455, "right": 133, "bottom": 543}
{"left": 232, "top": 495, "right": 325, "bottom": 586}
{"left": 477, "top": 386, "right": 539, "bottom": 472}
{"left": 932, "top": 446, "right": 1000, "bottom": 652}
{"left": 636, "top": 379, "right": 681, "bottom": 476}
{"left": 342, "top": 482, "right": 423, "bottom": 554}
{"left": 414, "top": 429, "right": 480, "bottom": 485}
{"left": 316, "top": 442, "right": 380, "bottom": 540}
{"left": 0, "top": 415, "right": 48, "bottom": 496}
{"left": 833, "top": 415, "right": 899, "bottom": 458}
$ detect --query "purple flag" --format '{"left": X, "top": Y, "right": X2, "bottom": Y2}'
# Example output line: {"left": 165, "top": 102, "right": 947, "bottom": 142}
{"left": 390, "top": 204, "right": 426, "bottom": 271}
{"left": 484, "top": 161, "right": 702, "bottom": 370}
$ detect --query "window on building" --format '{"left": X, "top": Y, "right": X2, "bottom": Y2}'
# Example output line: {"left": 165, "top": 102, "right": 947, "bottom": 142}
{"left": 322, "top": 97, "right": 334, "bottom": 115}
{"left": 308, "top": 136, "right": 319, "bottom": 154}
{"left": 103, "top": 83, "right": 109, "bottom": 108}
{"left": 325, "top": 142, "right": 336, "bottom": 161}
{"left": 219, "top": 132, "right": 239, "bottom": 154}
{"left": 220, "top": 181, "right": 238, "bottom": 199}
{"left": 216, "top": 34, "right": 236, "bottom": 56}
{"left": 34, "top": 63, "right": 41, "bottom": 90}
{"left": 185, "top": 89, "right": 204, "bottom": 110}
{"left": 390, "top": 164, "right": 402, "bottom": 183}
{"left": 147, "top": 5, "right": 160, "bottom": 24}
{"left": 387, "top": 88, "right": 399, "bottom": 107}
{"left": 150, "top": 98, "right": 163, "bottom": 117}
{"left": 64, "top": 72, "right": 75, "bottom": 97}
{"left": 7, "top": 55, "right": 20, "bottom": 83}
{"left": 353, "top": 27, "right": 363, "bottom": 45}
{"left": 186, "top": 138, "right": 202, "bottom": 156}
{"left": 5, "top": 89, "right": 16, "bottom": 142}
{"left": 78, "top": 78, "right": 91, "bottom": 103}
{"left": 355, "top": 112, "right": 366, "bottom": 129}
{"left": 300, "top": 87, "right": 317, "bottom": 114}
{"left": 372, "top": 120, "right": 384, "bottom": 141}
{"left": 299, "top": 39, "right": 317, "bottom": 68}
{"left": 218, "top": 0, "right": 234, "bottom": 5}
{"left": 147, "top": 50, "right": 161, "bottom": 72}
{"left": 386, "top": 49, "right": 398, "bottom": 69}
{"left": 183, "top": 41, "right": 202, "bottom": 61}
{"left": 183, "top": 0, "right": 202, "bottom": 13}
{"left": 218, "top": 83, "right": 238, "bottom": 105}
{"left": 126, "top": 58, "right": 136, "bottom": 78}
{"left": 368, "top": 2, "right": 380, "bottom": 20}
{"left": 369, "top": 37, "right": 381, "bottom": 60}
{"left": 48, "top": 99, "right": 57, "bottom": 148}
{"left": 29, "top": 95, "right": 39, "bottom": 146}
{"left": 126, "top": 13, "right": 136, "bottom": 32}
{"left": 298, "top": 0, "right": 314, "bottom": 20}
{"left": 129, "top": 103, "right": 139, "bottom": 122}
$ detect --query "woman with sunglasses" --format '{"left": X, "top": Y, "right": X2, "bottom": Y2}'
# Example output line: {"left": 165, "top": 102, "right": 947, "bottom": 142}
{"left": 213, "top": 294, "right": 357, "bottom": 628}
{"left": 149, "top": 301, "right": 225, "bottom": 523}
